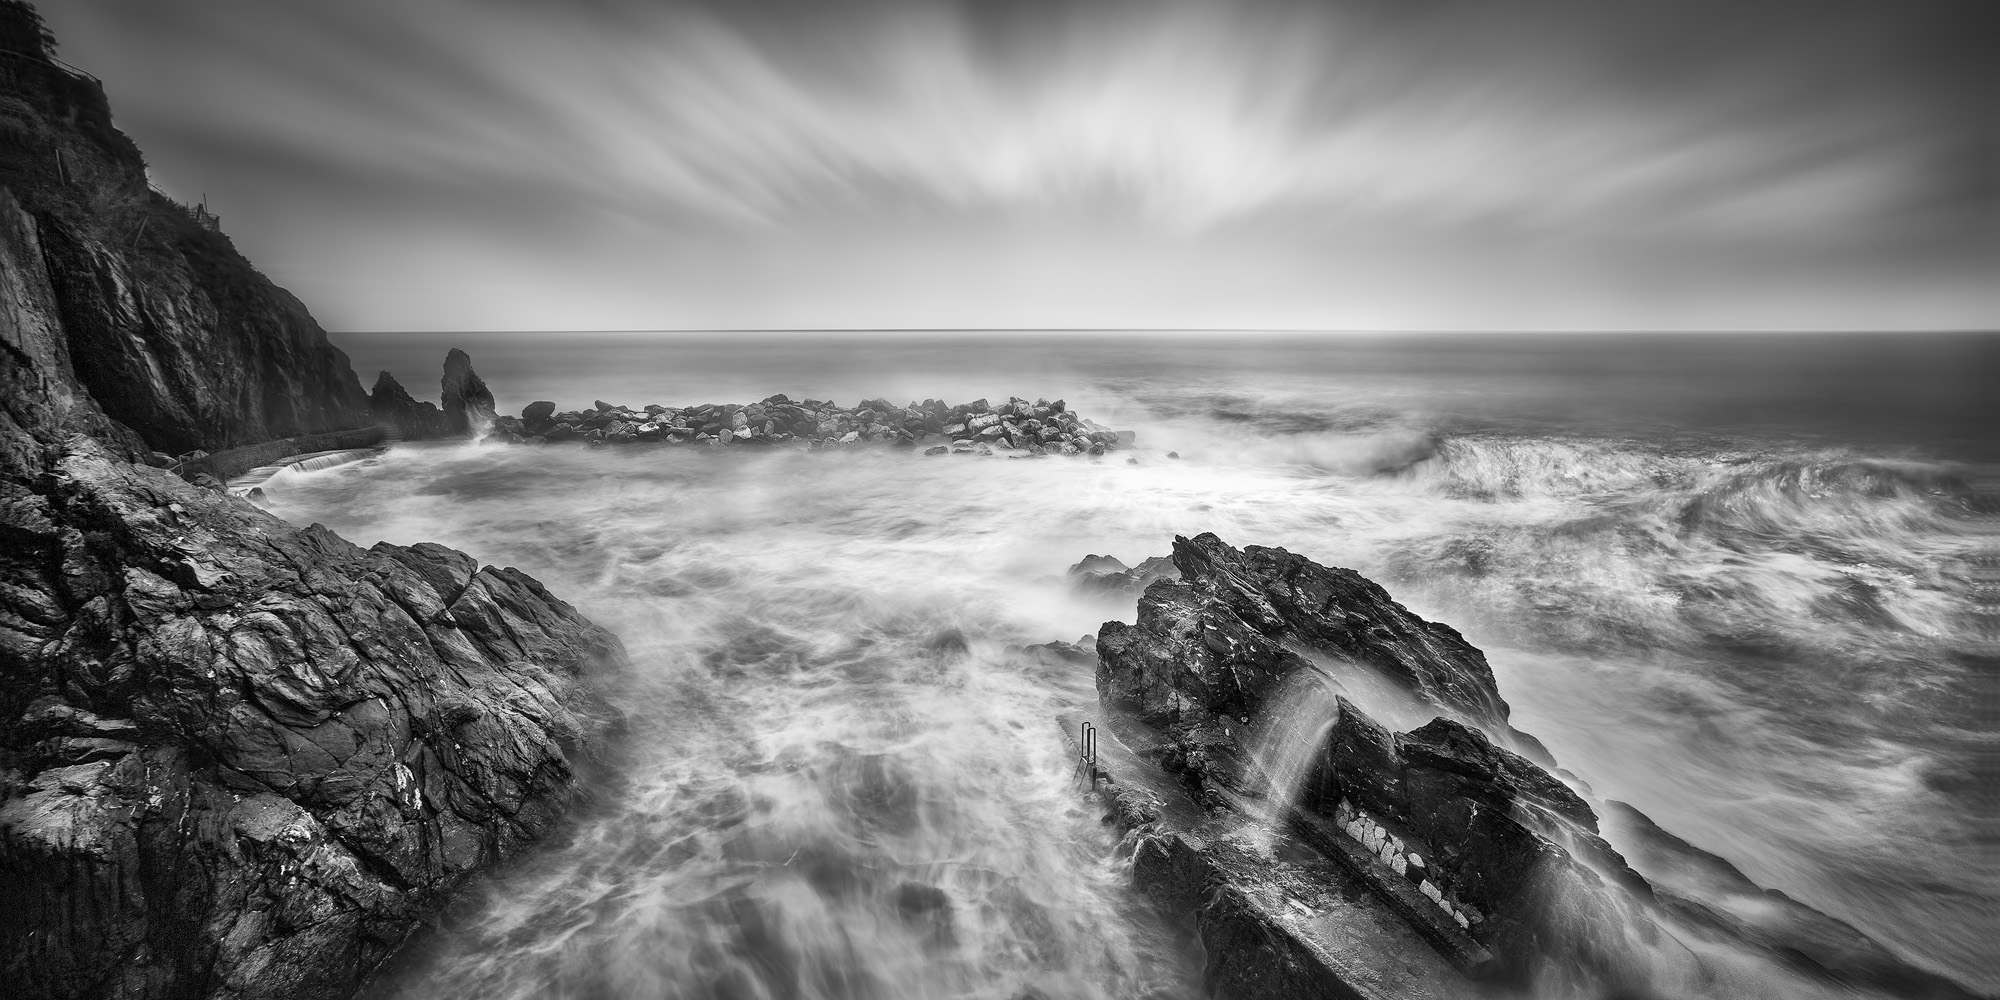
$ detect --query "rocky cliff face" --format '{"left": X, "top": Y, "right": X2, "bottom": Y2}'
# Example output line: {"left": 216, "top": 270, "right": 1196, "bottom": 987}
{"left": 36, "top": 219, "right": 372, "bottom": 455}
{"left": 0, "top": 12, "right": 371, "bottom": 459}
{"left": 0, "top": 188, "right": 147, "bottom": 471}
{"left": 0, "top": 446, "right": 624, "bottom": 999}
{"left": 0, "top": 12, "right": 629, "bottom": 998}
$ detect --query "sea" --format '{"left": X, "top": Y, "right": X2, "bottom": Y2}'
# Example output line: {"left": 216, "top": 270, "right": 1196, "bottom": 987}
{"left": 260, "top": 331, "right": 1992, "bottom": 999}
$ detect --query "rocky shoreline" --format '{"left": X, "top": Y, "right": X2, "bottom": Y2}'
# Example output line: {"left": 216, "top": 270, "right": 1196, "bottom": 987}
{"left": 2, "top": 5, "right": 1981, "bottom": 997}
{"left": 2, "top": 10, "right": 631, "bottom": 998}
{"left": 1061, "top": 534, "right": 1982, "bottom": 999}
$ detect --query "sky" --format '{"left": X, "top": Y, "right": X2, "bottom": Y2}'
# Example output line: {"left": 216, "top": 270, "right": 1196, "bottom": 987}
{"left": 40, "top": 0, "right": 1997, "bottom": 332}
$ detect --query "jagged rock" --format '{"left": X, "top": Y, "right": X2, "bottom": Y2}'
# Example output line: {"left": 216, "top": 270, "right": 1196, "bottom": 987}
{"left": 1096, "top": 533, "right": 1509, "bottom": 727}
{"left": 0, "top": 20, "right": 630, "bottom": 1000}
{"left": 1086, "top": 534, "right": 1979, "bottom": 997}
{"left": 369, "top": 371, "right": 451, "bottom": 440}
{"left": 0, "top": 91, "right": 368, "bottom": 459}
{"left": 1294, "top": 700, "right": 1634, "bottom": 962}
{"left": 0, "top": 443, "right": 626, "bottom": 1000}
{"left": 439, "top": 350, "right": 495, "bottom": 437}
{"left": 1067, "top": 553, "right": 1176, "bottom": 597}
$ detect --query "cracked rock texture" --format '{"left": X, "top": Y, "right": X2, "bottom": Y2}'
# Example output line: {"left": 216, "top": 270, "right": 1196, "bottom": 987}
{"left": 1097, "top": 532, "right": 1510, "bottom": 727}
{"left": 0, "top": 445, "right": 625, "bottom": 999}
{"left": 2, "top": 17, "right": 628, "bottom": 997}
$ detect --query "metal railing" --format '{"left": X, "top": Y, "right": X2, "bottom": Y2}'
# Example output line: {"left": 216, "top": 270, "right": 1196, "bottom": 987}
{"left": 1073, "top": 721, "right": 1099, "bottom": 787}
{"left": 0, "top": 45, "right": 102, "bottom": 86}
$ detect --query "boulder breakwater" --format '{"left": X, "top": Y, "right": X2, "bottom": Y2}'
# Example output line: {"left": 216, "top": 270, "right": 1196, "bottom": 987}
{"left": 367, "top": 351, "right": 1135, "bottom": 456}
{"left": 497, "top": 393, "right": 1135, "bottom": 455}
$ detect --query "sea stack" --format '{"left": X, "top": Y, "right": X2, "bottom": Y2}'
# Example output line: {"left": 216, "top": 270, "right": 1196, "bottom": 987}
{"left": 440, "top": 349, "right": 496, "bottom": 437}
{"left": 369, "top": 370, "right": 452, "bottom": 439}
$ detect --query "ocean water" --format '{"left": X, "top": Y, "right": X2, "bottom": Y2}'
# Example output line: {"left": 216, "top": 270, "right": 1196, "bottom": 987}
{"left": 266, "top": 331, "right": 1991, "bottom": 998}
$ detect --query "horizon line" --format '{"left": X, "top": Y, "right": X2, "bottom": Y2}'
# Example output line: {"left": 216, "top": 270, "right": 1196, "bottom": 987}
{"left": 331, "top": 326, "right": 2000, "bottom": 336}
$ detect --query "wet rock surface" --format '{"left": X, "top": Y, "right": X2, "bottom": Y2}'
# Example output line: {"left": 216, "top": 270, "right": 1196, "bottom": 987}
{"left": 1081, "top": 533, "right": 1982, "bottom": 999}
{"left": 1097, "top": 533, "right": 1509, "bottom": 730}
{"left": 0, "top": 444, "right": 626, "bottom": 999}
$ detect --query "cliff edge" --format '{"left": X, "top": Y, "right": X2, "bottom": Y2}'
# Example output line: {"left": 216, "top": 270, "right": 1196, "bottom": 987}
{"left": 0, "top": 7, "right": 628, "bottom": 998}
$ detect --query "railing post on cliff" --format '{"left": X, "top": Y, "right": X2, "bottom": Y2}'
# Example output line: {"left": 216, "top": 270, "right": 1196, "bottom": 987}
{"left": 1073, "top": 721, "right": 1099, "bottom": 788}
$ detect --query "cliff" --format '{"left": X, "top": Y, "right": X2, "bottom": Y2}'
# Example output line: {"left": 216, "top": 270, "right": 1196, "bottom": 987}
{"left": 0, "top": 4, "right": 371, "bottom": 459}
{"left": 0, "top": 7, "right": 628, "bottom": 998}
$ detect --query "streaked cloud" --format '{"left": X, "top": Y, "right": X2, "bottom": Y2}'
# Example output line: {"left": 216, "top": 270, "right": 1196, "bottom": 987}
{"left": 42, "top": 0, "right": 1995, "bottom": 330}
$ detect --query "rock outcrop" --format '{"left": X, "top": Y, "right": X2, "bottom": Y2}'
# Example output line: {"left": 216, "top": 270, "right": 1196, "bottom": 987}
{"left": 0, "top": 444, "right": 626, "bottom": 1000}
{"left": 0, "top": 10, "right": 630, "bottom": 998}
{"left": 1066, "top": 553, "right": 1176, "bottom": 597}
{"left": 0, "top": 8, "right": 370, "bottom": 460}
{"left": 1083, "top": 533, "right": 1981, "bottom": 998}
{"left": 438, "top": 349, "right": 494, "bottom": 437}
{"left": 1097, "top": 533, "right": 1509, "bottom": 729}
{"left": 368, "top": 371, "right": 451, "bottom": 441}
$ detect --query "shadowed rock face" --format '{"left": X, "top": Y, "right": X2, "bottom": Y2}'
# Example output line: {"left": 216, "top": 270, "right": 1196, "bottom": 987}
{"left": 369, "top": 371, "right": 452, "bottom": 440}
{"left": 439, "top": 349, "right": 494, "bottom": 437}
{"left": 1300, "top": 700, "right": 1641, "bottom": 963}
{"left": 37, "top": 222, "right": 373, "bottom": 456}
{"left": 0, "top": 444, "right": 626, "bottom": 1000}
{"left": 0, "top": 190, "right": 149, "bottom": 472}
{"left": 1096, "top": 532, "right": 1509, "bottom": 727}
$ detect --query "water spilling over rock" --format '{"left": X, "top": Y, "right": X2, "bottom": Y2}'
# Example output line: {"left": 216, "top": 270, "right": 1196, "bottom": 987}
{"left": 1080, "top": 532, "right": 1981, "bottom": 998}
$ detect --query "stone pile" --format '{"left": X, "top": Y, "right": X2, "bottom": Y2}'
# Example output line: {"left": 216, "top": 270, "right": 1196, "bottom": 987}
{"left": 494, "top": 394, "right": 1134, "bottom": 455}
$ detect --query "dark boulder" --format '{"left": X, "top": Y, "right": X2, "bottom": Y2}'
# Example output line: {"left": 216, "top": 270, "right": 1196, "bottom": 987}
{"left": 520, "top": 400, "right": 557, "bottom": 432}
{"left": 369, "top": 370, "right": 452, "bottom": 440}
{"left": 440, "top": 349, "right": 495, "bottom": 437}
